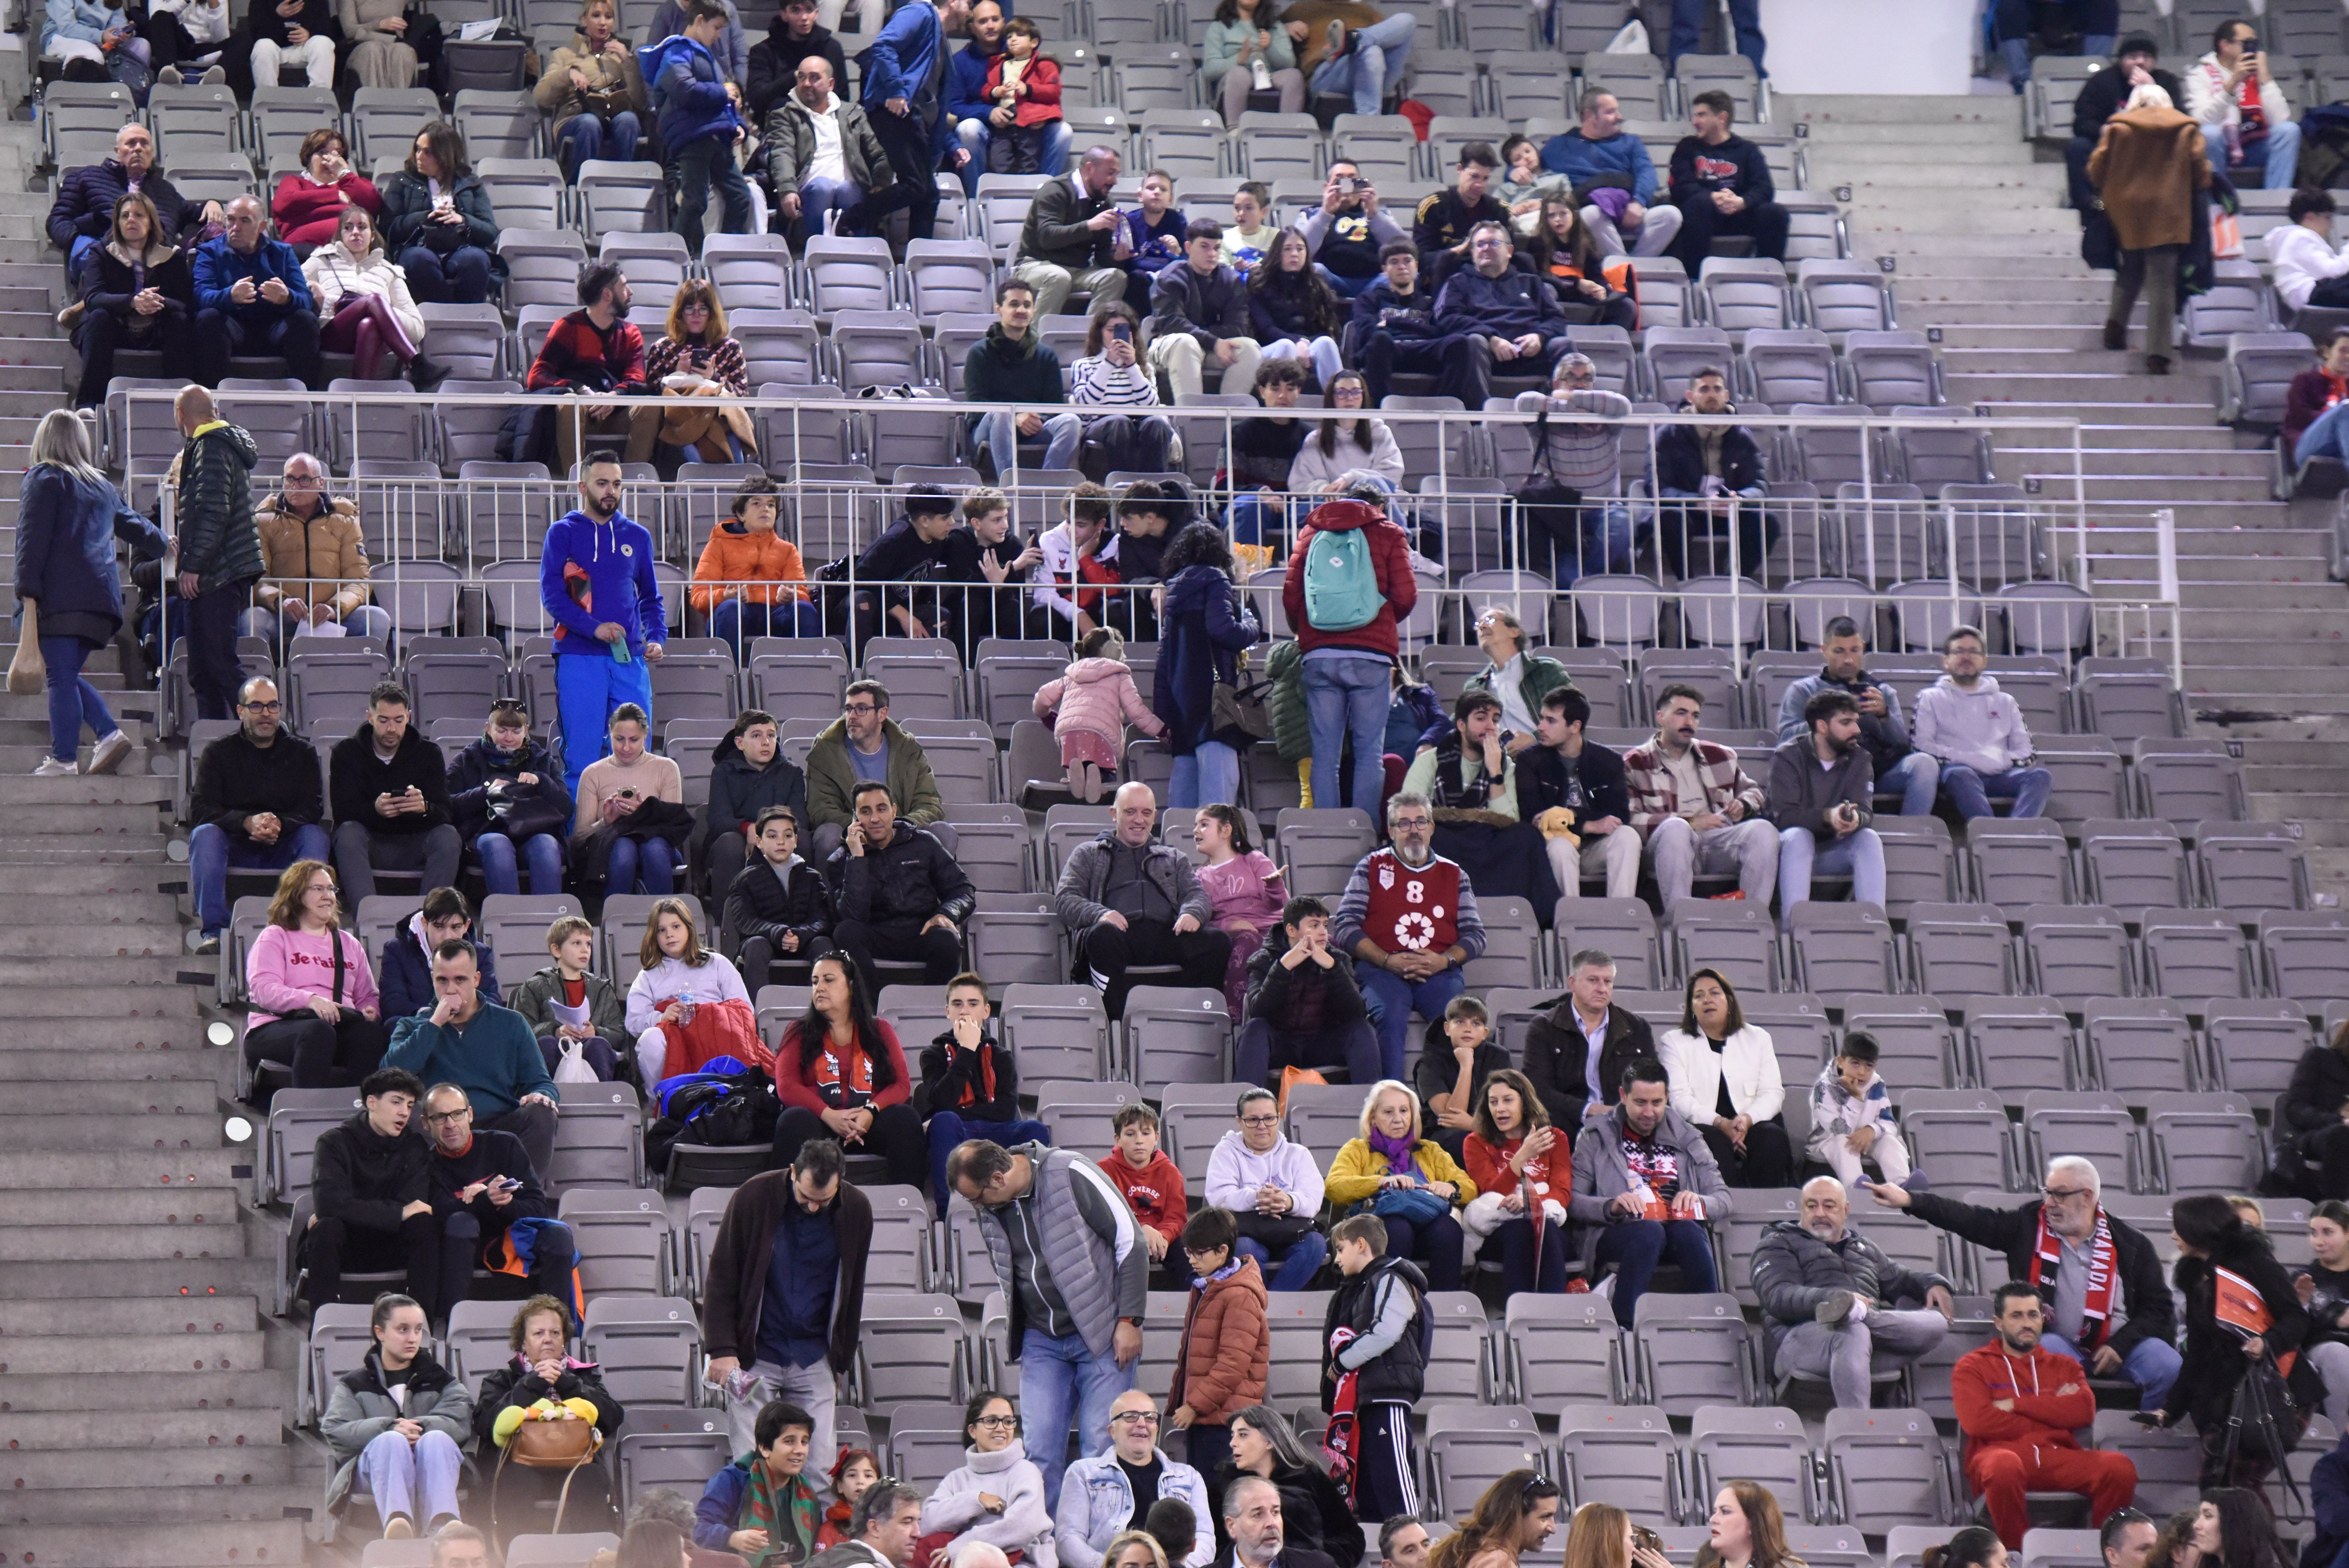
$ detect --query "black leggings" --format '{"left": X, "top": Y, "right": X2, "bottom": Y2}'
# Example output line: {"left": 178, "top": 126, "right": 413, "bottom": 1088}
{"left": 771, "top": 1101, "right": 926, "bottom": 1188}
{"left": 1700, "top": 1114, "right": 1796, "bottom": 1188}
{"left": 245, "top": 1011, "right": 388, "bottom": 1088}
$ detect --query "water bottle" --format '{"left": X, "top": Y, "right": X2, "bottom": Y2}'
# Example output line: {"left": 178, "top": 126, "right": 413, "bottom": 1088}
{"left": 1252, "top": 57, "right": 1271, "bottom": 89}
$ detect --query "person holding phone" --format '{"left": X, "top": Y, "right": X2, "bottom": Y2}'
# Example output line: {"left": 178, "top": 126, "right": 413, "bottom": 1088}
{"left": 1068, "top": 303, "right": 1176, "bottom": 474}
{"left": 632, "top": 277, "right": 752, "bottom": 468}
{"left": 1763, "top": 688, "right": 1884, "bottom": 931}
{"left": 2187, "top": 20, "right": 2301, "bottom": 189}
{"left": 330, "top": 682, "right": 462, "bottom": 908}
{"left": 418, "top": 1082, "right": 573, "bottom": 1319}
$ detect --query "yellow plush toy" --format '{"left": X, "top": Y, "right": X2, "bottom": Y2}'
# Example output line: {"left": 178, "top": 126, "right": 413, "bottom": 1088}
{"left": 1533, "top": 807, "right": 1581, "bottom": 846}
{"left": 492, "top": 1396, "right": 602, "bottom": 1448}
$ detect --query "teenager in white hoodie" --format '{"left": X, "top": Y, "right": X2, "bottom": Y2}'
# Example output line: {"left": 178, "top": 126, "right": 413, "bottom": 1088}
{"left": 920, "top": 1391, "right": 1058, "bottom": 1568}
{"left": 1202, "top": 1088, "right": 1329, "bottom": 1291}
{"left": 624, "top": 896, "right": 752, "bottom": 1085}
{"left": 1909, "top": 624, "right": 2052, "bottom": 822}
{"left": 2186, "top": 19, "right": 2301, "bottom": 190}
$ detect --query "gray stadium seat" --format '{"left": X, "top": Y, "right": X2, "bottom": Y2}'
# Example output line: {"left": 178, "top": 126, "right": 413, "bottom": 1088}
{"left": 1555, "top": 1404, "right": 1678, "bottom": 1524}
{"left": 1632, "top": 1292, "right": 1753, "bottom": 1416}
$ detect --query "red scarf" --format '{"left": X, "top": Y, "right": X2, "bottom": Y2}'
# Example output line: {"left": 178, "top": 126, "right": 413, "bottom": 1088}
{"left": 946, "top": 1040, "right": 998, "bottom": 1110}
{"left": 2030, "top": 1206, "right": 2117, "bottom": 1349}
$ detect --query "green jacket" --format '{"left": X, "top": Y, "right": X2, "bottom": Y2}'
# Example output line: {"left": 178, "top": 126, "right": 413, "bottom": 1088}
{"left": 803, "top": 716, "right": 946, "bottom": 832}
{"left": 506, "top": 963, "right": 629, "bottom": 1042}
{"left": 176, "top": 421, "right": 263, "bottom": 593}
{"left": 1467, "top": 653, "right": 1576, "bottom": 726}
{"left": 1265, "top": 638, "right": 1313, "bottom": 764}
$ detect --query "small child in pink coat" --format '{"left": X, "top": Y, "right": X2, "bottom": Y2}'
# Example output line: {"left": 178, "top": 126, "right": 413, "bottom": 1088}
{"left": 1033, "top": 627, "right": 1164, "bottom": 802}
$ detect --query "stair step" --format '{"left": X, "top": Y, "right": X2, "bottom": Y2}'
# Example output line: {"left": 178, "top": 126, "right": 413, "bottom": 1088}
{"left": 0, "top": 1370, "right": 289, "bottom": 1414}
{"left": 0, "top": 1223, "right": 249, "bottom": 1262}
{"left": 0, "top": 1082, "right": 224, "bottom": 1114}
{"left": 0, "top": 1258, "right": 277, "bottom": 1300}
{"left": 0, "top": 1482, "right": 315, "bottom": 1529}
{"left": 0, "top": 1150, "right": 245, "bottom": 1184}
{"left": 0, "top": 1112, "right": 228, "bottom": 1152}
{"left": 0, "top": 1187, "right": 242, "bottom": 1225}
{"left": 1948, "top": 372, "right": 2224, "bottom": 402}
{"left": 0, "top": 1406, "right": 286, "bottom": 1449}
{"left": 0, "top": 1516, "right": 309, "bottom": 1565}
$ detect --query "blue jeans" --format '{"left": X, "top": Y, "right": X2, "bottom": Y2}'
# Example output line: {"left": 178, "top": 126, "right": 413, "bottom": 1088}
{"left": 1318, "top": 265, "right": 1379, "bottom": 299}
{"left": 974, "top": 411, "right": 1081, "bottom": 476}
{"left": 1880, "top": 750, "right": 1940, "bottom": 816}
{"left": 794, "top": 174, "right": 863, "bottom": 236}
{"left": 476, "top": 830, "right": 564, "bottom": 897}
{"left": 2042, "top": 1328, "right": 2181, "bottom": 1412}
{"left": 1591, "top": 1216, "right": 1719, "bottom": 1329}
{"left": 237, "top": 604, "right": 392, "bottom": 649}
{"left": 1777, "top": 825, "right": 1885, "bottom": 927}
{"left": 1937, "top": 761, "right": 2052, "bottom": 821}
{"left": 2210, "top": 118, "right": 2301, "bottom": 190}
{"left": 606, "top": 835, "right": 675, "bottom": 895}
{"left": 925, "top": 1111, "right": 1051, "bottom": 1216}
{"left": 1235, "top": 1230, "right": 1330, "bottom": 1291}
{"left": 670, "top": 135, "right": 754, "bottom": 254}
{"left": 1555, "top": 501, "right": 1634, "bottom": 589}
{"left": 1669, "top": 0, "right": 1762, "bottom": 74}
{"left": 560, "top": 111, "right": 641, "bottom": 174}
{"left": 189, "top": 821, "right": 333, "bottom": 935}
{"left": 1167, "top": 740, "right": 1239, "bottom": 808}
{"left": 2299, "top": 398, "right": 2349, "bottom": 465}
{"left": 554, "top": 649, "right": 655, "bottom": 794}
{"left": 955, "top": 117, "right": 1072, "bottom": 196}
{"left": 1310, "top": 11, "right": 1415, "bottom": 115}
{"left": 397, "top": 244, "right": 493, "bottom": 306}
{"left": 356, "top": 1428, "right": 463, "bottom": 1530}
{"left": 1227, "top": 493, "right": 1290, "bottom": 548}
{"left": 39, "top": 635, "right": 117, "bottom": 764}
{"left": 1356, "top": 959, "right": 1466, "bottom": 1082}
{"left": 711, "top": 598, "right": 825, "bottom": 649}
{"left": 1018, "top": 1327, "right": 1137, "bottom": 1515}
{"left": 1303, "top": 653, "right": 1390, "bottom": 814}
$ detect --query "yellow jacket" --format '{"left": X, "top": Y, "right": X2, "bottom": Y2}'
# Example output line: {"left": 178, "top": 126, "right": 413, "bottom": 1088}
{"left": 1325, "top": 1137, "right": 1478, "bottom": 1210}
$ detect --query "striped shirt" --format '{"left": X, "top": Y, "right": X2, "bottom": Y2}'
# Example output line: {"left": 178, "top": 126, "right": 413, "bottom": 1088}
{"left": 1069, "top": 354, "right": 1159, "bottom": 409}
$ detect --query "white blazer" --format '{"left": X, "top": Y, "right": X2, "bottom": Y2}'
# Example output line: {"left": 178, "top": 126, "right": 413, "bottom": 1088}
{"left": 1658, "top": 1023, "right": 1785, "bottom": 1124}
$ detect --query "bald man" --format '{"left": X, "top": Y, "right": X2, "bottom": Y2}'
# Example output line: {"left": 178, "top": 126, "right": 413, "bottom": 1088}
{"left": 1012, "top": 145, "right": 1133, "bottom": 319}
{"left": 192, "top": 194, "right": 321, "bottom": 388}
{"left": 1053, "top": 783, "right": 1229, "bottom": 1022}
{"left": 764, "top": 52, "right": 893, "bottom": 245}
{"left": 1751, "top": 1175, "right": 1954, "bottom": 1408}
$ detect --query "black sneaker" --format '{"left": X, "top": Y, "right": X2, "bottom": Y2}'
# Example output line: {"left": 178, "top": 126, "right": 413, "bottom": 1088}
{"left": 2102, "top": 319, "right": 2125, "bottom": 351}
{"left": 408, "top": 354, "right": 451, "bottom": 390}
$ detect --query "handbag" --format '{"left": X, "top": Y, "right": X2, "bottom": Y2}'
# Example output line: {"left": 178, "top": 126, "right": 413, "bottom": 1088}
{"left": 2208, "top": 1349, "right": 2310, "bottom": 1505}
{"left": 8, "top": 598, "right": 44, "bottom": 697}
{"left": 489, "top": 787, "right": 570, "bottom": 844}
{"left": 1512, "top": 405, "right": 1584, "bottom": 573}
{"left": 491, "top": 1405, "right": 604, "bottom": 1536}
{"left": 1211, "top": 655, "right": 1272, "bottom": 745}
{"left": 1368, "top": 1184, "right": 1453, "bottom": 1226}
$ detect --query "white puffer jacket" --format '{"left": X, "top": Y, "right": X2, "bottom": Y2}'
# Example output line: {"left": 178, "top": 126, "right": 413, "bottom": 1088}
{"left": 2184, "top": 51, "right": 2292, "bottom": 133}
{"left": 301, "top": 240, "right": 425, "bottom": 344}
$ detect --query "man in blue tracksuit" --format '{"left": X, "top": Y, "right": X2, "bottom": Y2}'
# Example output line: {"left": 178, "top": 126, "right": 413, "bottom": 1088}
{"left": 848, "top": 0, "right": 973, "bottom": 245}
{"left": 642, "top": 0, "right": 753, "bottom": 254}
{"left": 538, "top": 452, "right": 667, "bottom": 793}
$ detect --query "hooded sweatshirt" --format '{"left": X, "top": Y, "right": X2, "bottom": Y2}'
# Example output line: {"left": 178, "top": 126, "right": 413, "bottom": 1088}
{"left": 640, "top": 30, "right": 743, "bottom": 151}
{"left": 1202, "top": 1128, "right": 1326, "bottom": 1216}
{"left": 379, "top": 913, "right": 504, "bottom": 1022}
{"left": 1950, "top": 1336, "right": 2099, "bottom": 1471}
{"left": 705, "top": 728, "right": 809, "bottom": 840}
{"left": 540, "top": 506, "right": 668, "bottom": 659}
{"left": 1034, "top": 656, "right": 1162, "bottom": 751}
{"left": 1281, "top": 498, "right": 1417, "bottom": 660}
{"left": 1911, "top": 673, "right": 2034, "bottom": 777}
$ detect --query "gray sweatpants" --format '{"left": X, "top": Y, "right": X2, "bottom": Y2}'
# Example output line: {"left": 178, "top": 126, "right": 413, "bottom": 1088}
{"left": 1773, "top": 1307, "right": 1949, "bottom": 1408}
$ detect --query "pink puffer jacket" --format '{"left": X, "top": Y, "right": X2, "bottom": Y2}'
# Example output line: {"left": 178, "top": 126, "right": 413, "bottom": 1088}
{"left": 1033, "top": 656, "right": 1164, "bottom": 747}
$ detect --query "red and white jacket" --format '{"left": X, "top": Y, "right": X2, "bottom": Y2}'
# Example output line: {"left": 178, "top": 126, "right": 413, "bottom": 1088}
{"left": 1951, "top": 1337, "right": 2098, "bottom": 1471}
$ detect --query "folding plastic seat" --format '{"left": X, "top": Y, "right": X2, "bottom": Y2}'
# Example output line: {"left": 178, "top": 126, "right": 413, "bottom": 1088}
{"left": 1786, "top": 407, "right": 1867, "bottom": 490}
{"left": 285, "top": 647, "right": 392, "bottom": 737}
{"left": 2021, "top": 904, "right": 2133, "bottom": 1001}
{"left": 1832, "top": 482, "right": 1932, "bottom": 587}
{"left": 854, "top": 1187, "right": 936, "bottom": 1295}
{"left": 1956, "top": 997, "right": 2072, "bottom": 1112}
{"left": 861, "top": 644, "right": 963, "bottom": 722}
{"left": 1819, "top": 1405, "right": 1955, "bottom": 1531}
{"left": 1555, "top": 1404, "right": 1678, "bottom": 1523}
{"left": 2022, "top": 1090, "right": 2137, "bottom": 1191}
{"left": 2142, "top": 913, "right": 2255, "bottom": 1002}
{"left": 997, "top": 983, "right": 1111, "bottom": 1088}
{"left": 2086, "top": 1412, "right": 2199, "bottom": 1519}
{"left": 1231, "top": 111, "right": 1323, "bottom": 181}
{"left": 2197, "top": 1001, "right": 2311, "bottom": 1107}
{"left": 831, "top": 310, "right": 928, "bottom": 392}
{"left": 2219, "top": 330, "right": 2313, "bottom": 427}
{"left": 476, "top": 157, "right": 569, "bottom": 231}
{"left": 2253, "top": 913, "right": 2349, "bottom": 1011}
{"left": 1931, "top": 482, "right": 2042, "bottom": 589}
{"left": 1582, "top": 50, "right": 1670, "bottom": 119}
{"left": 1842, "top": 330, "right": 1940, "bottom": 408}
{"left": 249, "top": 85, "right": 337, "bottom": 167}
{"left": 1635, "top": 647, "right": 1740, "bottom": 724}
{"left": 1741, "top": 327, "right": 1837, "bottom": 406}
{"left": 2080, "top": 997, "right": 2197, "bottom": 1109}
{"left": 39, "top": 80, "right": 134, "bottom": 160}
{"left": 1282, "top": 1082, "right": 1367, "bottom": 1171}
{"left": 264, "top": 1087, "right": 360, "bottom": 1205}
{"left": 2200, "top": 824, "right": 2311, "bottom": 912}
{"left": 558, "top": 1189, "right": 673, "bottom": 1298}
{"left": 1262, "top": 1290, "right": 1336, "bottom": 1403}
{"left": 1641, "top": 325, "right": 1734, "bottom": 407}
{"left": 577, "top": 158, "right": 669, "bottom": 239}
{"left": 1671, "top": 900, "right": 1780, "bottom": 994}
{"left": 1132, "top": 106, "right": 1223, "bottom": 175}
{"left": 1632, "top": 1293, "right": 1753, "bottom": 1416}
{"left": 1906, "top": 903, "right": 2015, "bottom": 997}
{"left": 1695, "top": 257, "right": 1789, "bottom": 338}
{"left": 898, "top": 237, "right": 993, "bottom": 320}
{"left": 1496, "top": 1293, "right": 1621, "bottom": 1406}
{"left": 1423, "top": 1405, "right": 1548, "bottom": 1518}
{"left": 1870, "top": 817, "right": 1959, "bottom": 915}
{"left": 2146, "top": 1090, "right": 2264, "bottom": 1195}
{"left": 1690, "top": 1407, "right": 1815, "bottom": 1525}
{"left": 616, "top": 1422, "right": 732, "bottom": 1519}
{"left": 1121, "top": 986, "right": 1232, "bottom": 1091}
{"left": 732, "top": 309, "right": 827, "bottom": 387}
{"left": 1897, "top": 1088, "right": 2010, "bottom": 1191}
{"left": 1492, "top": 66, "right": 1569, "bottom": 120}
{"left": 857, "top": 1291, "right": 966, "bottom": 1404}
{"left": 603, "top": 894, "right": 707, "bottom": 985}
{"left": 450, "top": 89, "right": 540, "bottom": 160}
{"left": 1464, "top": 897, "right": 1544, "bottom": 990}
{"left": 799, "top": 235, "right": 895, "bottom": 315}
{"left": 304, "top": 1302, "right": 382, "bottom": 1420}
{"left": 580, "top": 1297, "right": 701, "bottom": 1406}
{"left": 1786, "top": 904, "right": 1894, "bottom": 995}
{"left": 2072, "top": 658, "right": 2186, "bottom": 743}
{"left": 2076, "top": 819, "right": 2187, "bottom": 911}
{"left": 645, "top": 654, "right": 737, "bottom": 729}
{"left": 547, "top": 1082, "right": 645, "bottom": 1188}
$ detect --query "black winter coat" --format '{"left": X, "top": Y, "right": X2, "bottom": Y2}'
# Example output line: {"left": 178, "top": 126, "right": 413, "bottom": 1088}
{"left": 1520, "top": 999, "right": 1656, "bottom": 1129}
{"left": 723, "top": 854, "right": 833, "bottom": 952}
{"left": 2167, "top": 1227, "right": 2319, "bottom": 1429}
{"left": 1904, "top": 1192, "right": 2176, "bottom": 1359}
{"left": 192, "top": 728, "right": 325, "bottom": 844}
{"left": 76, "top": 245, "right": 194, "bottom": 331}
{"left": 1654, "top": 412, "right": 1767, "bottom": 496}
{"left": 423, "top": 1125, "right": 550, "bottom": 1228}
{"left": 1243, "top": 941, "right": 1368, "bottom": 1033}
{"left": 1320, "top": 1252, "right": 1427, "bottom": 1407}
{"left": 47, "top": 159, "right": 202, "bottom": 251}
{"left": 1747, "top": 1218, "right": 1951, "bottom": 1365}
{"left": 312, "top": 1110, "right": 430, "bottom": 1233}
{"left": 330, "top": 721, "right": 453, "bottom": 836}
{"left": 1206, "top": 1457, "right": 1362, "bottom": 1567}
{"left": 445, "top": 734, "right": 572, "bottom": 842}
{"left": 823, "top": 821, "right": 976, "bottom": 927}
{"left": 2287, "top": 1046, "right": 2349, "bottom": 1135}
{"left": 704, "top": 729, "right": 808, "bottom": 841}
{"left": 914, "top": 1027, "right": 1021, "bottom": 1122}
{"left": 379, "top": 919, "right": 503, "bottom": 1021}
{"left": 1516, "top": 740, "right": 1631, "bottom": 835}
{"left": 178, "top": 421, "right": 263, "bottom": 593}
{"left": 473, "top": 1356, "right": 626, "bottom": 1451}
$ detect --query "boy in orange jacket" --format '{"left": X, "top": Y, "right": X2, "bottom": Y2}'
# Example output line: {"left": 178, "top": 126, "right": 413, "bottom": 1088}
{"left": 1954, "top": 1281, "right": 2140, "bottom": 1548}
{"left": 1167, "top": 1206, "right": 1269, "bottom": 1480}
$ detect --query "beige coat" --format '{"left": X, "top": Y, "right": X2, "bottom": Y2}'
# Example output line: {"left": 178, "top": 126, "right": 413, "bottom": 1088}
{"left": 253, "top": 494, "right": 375, "bottom": 619}
{"left": 533, "top": 30, "right": 650, "bottom": 132}
{"left": 336, "top": 0, "right": 416, "bottom": 87}
{"left": 2088, "top": 104, "right": 2212, "bottom": 251}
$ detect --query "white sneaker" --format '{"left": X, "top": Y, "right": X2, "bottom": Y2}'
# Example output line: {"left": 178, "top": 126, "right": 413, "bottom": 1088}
{"left": 32, "top": 757, "right": 77, "bottom": 776}
{"left": 198, "top": 65, "right": 227, "bottom": 84}
{"left": 87, "top": 730, "right": 132, "bottom": 775}
{"left": 157, "top": 65, "right": 183, "bottom": 84}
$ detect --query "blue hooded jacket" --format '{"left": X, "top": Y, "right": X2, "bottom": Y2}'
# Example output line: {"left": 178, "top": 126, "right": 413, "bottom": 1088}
{"left": 640, "top": 30, "right": 743, "bottom": 151}
{"left": 539, "top": 508, "right": 669, "bottom": 659}
{"left": 863, "top": 0, "right": 958, "bottom": 164}
{"left": 1539, "top": 128, "right": 1661, "bottom": 204}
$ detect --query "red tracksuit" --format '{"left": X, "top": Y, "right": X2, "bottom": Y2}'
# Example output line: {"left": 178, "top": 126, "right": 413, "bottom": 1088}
{"left": 1953, "top": 1338, "right": 2140, "bottom": 1548}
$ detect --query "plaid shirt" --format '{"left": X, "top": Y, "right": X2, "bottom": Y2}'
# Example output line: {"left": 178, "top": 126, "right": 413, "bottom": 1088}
{"left": 1621, "top": 735, "right": 1766, "bottom": 835}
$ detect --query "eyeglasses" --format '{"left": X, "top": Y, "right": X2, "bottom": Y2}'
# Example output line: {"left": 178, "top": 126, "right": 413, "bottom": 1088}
{"left": 1112, "top": 1410, "right": 1162, "bottom": 1426}
{"left": 423, "top": 1107, "right": 473, "bottom": 1125}
{"left": 1390, "top": 816, "right": 1431, "bottom": 830}
{"left": 843, "top": 702, "right": 879, "bottom": 715}
{"left": 241, "top": 701, "right": 283, "bottom": 714}
{"left": 1239, "top": 1115, "right": 1280, "bottom": 1128}
{"left": 2043, "top": 1185, "right": 2094, "bottom": 1202}
{"left": 970, "top": 1414, "right": 1018, "bottom": 1429}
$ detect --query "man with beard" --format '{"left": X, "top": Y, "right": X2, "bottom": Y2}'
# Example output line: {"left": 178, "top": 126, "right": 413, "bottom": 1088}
{"left": 537, "top": 449, "right": 666, "bottom": 793}
{"left": 1764, "top": 689, "right": 1884, "bottom": 929}
{"left": 1331, "top": 791, "right": 1486, "bottom": 1083}
{"left": 1749, "top": 1175, "right": 1953, "bottom": 1410}
{"left": 524, "top": 260, "right": 646, "bottom": 475}
{"left": 1955, "top": 1281, "right": 2139, "bottom": 1548}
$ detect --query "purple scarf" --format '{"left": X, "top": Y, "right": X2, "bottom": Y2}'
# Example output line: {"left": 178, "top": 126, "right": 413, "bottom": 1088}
{"left": 1367, "top": 1127, "right": 1418, "bottom": 1176}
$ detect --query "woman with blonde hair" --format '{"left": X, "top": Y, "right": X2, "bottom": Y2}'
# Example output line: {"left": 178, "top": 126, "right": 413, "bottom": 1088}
{"left": 1102, "top": 1532, "right": 1169, "bottom": 1568}
{"left": 623, "top": 896, "right": 753, "bottom": 1085}
{"left": 243, "top": 858, "right": 385, "bottom": 1087}
{"left": 1324, "top": 1079, "right": 1476, "bottom": 1290}
{"left": 1560, "top": 1503, "right": 1676, "bottom": 1568}
{"left": 536, "top": 0, "right": 647, "bottom": 179}
{"left": 14, "top": 408, "right": 164, "bottom": 774}
{"left": 631, "top": 277, "right": 754, "bottom": 469}
{"left": 1694, "top": 1481, "right": 1804, "bottom": 1568}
